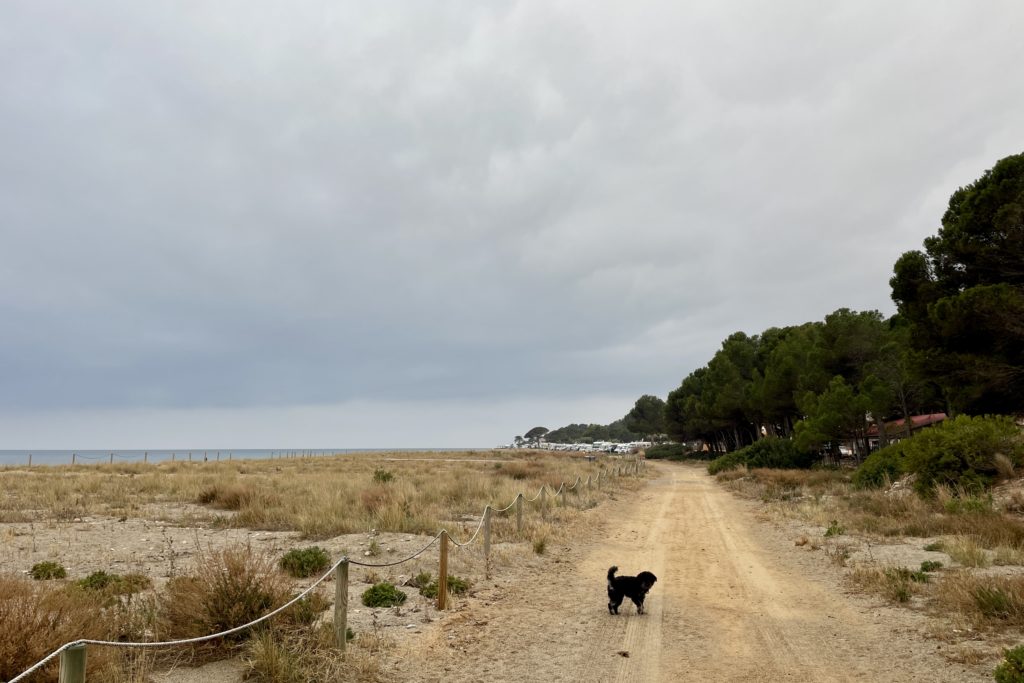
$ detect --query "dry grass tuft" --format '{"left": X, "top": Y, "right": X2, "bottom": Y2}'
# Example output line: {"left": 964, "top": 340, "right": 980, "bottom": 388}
{"left": 715, "top": 465, "right": 749, "bottom": 483}
{"left": 0, "top": 573, "right": 146, "bottom": 682}
{"left": 243, "top": 623, "right": 382, "bottom": 683}
{"left": 849, "top": 566, "right": 926, "bottom": 604}
{"left": 994, "top": 453, "right": 1017, "bottom": 480}
{"left": 941, "top": 645, "right": 990, "bottom": 665}
{"left": 943, "top": 536, "right": 990, "bottom": 568}
{"left": 934, "top": 572, "right": 1024, "bottom": 628}
{"left": 157, "top": 544, "right": 291, "bottom": 663}
{"left": 994, "top": 545, "right": 1024, "bottom": 566}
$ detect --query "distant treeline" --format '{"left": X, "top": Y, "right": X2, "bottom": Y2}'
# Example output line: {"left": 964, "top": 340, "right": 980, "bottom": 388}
{"left": 547, "top": 151, "right": 1024, "bottom": 456}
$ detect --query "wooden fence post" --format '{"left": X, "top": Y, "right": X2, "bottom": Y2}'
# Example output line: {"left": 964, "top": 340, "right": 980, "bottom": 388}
{"left": 59, "top": 643, "right": 86, "bottom": 683}
{"left": 72, "top": 453, "right": 76, "bottom": 465}
{"left": 334, "top": 559, "right": 349, "bottom": 652}
{"left": 541, "top": 487, "right": 548, "bottom": 520}
{"left": 438, "top": 532, "right": 449, "bottom": 610}
{"left": 515, "top": 493, "right": 523, "bottom": 534}
{"left": 144, "top": 452, "right": 148, "bottom": 464}
{"left": 28, "top": 453, "right": 32, "bottom": 467}
{"left": 109, "top": 453, "right": 113, "bottom": 464}
{"left": 483, "top": 506, "right": 492, "bottom": 578}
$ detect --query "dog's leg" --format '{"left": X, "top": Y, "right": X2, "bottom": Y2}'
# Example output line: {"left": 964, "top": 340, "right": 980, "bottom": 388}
{"left": 608, "top": 590, "right": 622, "bottom": 615}
{"left": 632, "top": 595, "right": 646, "bottom": 614}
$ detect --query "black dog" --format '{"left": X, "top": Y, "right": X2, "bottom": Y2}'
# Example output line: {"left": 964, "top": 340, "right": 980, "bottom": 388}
{"left": 607, "top": 566, "right": 657, "bottom": 615}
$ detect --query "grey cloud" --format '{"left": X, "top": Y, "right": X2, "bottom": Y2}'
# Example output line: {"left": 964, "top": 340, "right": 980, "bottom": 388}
{"left": 1, "top": 1, "right": 1023, "bottom": 441}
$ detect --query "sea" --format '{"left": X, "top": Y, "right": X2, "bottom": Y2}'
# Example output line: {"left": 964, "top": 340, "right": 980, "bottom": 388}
{"left": 0, "top": 448, "right": 480, "bottom": 467}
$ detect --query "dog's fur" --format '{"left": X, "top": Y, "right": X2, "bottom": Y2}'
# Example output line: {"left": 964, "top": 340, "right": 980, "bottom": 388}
{"left": 607, "top": 566, "right": 657, "bottom": 615}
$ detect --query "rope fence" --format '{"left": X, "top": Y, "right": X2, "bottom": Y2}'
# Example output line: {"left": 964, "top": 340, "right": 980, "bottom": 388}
{"left": 8, "top": 455, "right": 646, "bottom": 683}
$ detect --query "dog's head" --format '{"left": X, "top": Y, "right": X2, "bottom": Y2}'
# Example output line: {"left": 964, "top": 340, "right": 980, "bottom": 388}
{"left": 637, "top": 571, "right": 657, "bottom": 591}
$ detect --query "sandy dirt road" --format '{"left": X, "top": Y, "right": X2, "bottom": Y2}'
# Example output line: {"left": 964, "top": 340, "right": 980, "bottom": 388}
{"left": 402, "top": 461, "right": 985, "bottom": 682}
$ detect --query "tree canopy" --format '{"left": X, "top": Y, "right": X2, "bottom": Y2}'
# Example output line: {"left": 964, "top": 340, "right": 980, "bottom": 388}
{"left": 623, "top": 395, "right": 666, "bottom": 440}
{"left": 524, "top": 426, "right": 549, "bottom": 440}
{"left": 890, "top": 152, "right": 1024, "bottom": 414}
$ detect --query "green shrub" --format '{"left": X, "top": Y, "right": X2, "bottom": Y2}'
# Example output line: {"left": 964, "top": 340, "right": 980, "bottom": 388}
{"left": 852, "top": 443, "right": 906, "bottom": 489}
{"left": 76, "top": 570, "right": 151, "bottom": 595}
{"left": 924, "top": 541, "right": 945, "bottom": 552}
{"left": 708, "top": 439, "right": 815, "bottom": 475}
{"left": 419, "top": 575, "right": 470, "bottom": 599}
{"left": 78, "top": 571, "right": 117, "bottom": 591}
{"left": 361, "top": 582, "right": 406, "bottom": 608}
{"left": 902, "top": 415, "right": 1024, "bottom": 495}
{"left": 995, "top": 644, "right": 1024, "bottom": 683}
{"left": 920, "top": 560, "right": 944, "bottom": 572}
{"left": 708, "top": 451, "right": 749, "bottom": 475}
{"left": 29, "top": 561, "right": 66, "bottom": 580}
{"left": 372, "top": 468, "right": 394, "bottom": 484}
{"left": 824, "top": 520, "right": 845, "bottom": 537}
{"left": 279, "top": 547, "right": 332, "bottom": 578}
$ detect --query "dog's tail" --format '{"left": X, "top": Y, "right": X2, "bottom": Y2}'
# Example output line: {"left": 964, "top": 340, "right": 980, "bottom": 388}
{"left": 607, "top": 566, "right": 618, "bottom": 584}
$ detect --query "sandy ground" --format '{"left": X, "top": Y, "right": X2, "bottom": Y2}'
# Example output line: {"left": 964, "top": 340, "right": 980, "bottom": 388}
{"left": 4, "top": 461, "right": 996, "bottom": 681}
{"left": 396, "top": 461, "right": 991, "bottom": 682}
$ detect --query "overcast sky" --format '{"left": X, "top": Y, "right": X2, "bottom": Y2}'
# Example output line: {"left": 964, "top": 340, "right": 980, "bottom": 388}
{"left": 1, "top": 1, "right": 1022, "bottom": 449}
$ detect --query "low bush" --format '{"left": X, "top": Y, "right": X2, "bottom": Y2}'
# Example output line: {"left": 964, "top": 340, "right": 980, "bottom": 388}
{"left": 372, "top": 468, "right": 394, "bottom": 484}
{"left": 995, "top": 644, "right": 1024, "bottom": 683}
{"left": 78, "top": 570, "right": 117, "bottom": 591}
{"left": 920, "top": 560, "right": 943, "bottom": 572}
{"left": 362, "top": 582, "right": 406, "bottom": 607}
{"left": 903, "top": 415, "right": 1024, "bottom": 495}
{"left": 0, "top": 575, "right": 126, "bottom": 681}
{"left": 159, "top": 545, "right": 290, "bottom": 661}
{"left": 852, "top": 443, "right": 905, "bottom": 489}
{"left": 280, "top": 547, "right": 332, "bottom": 578}
{"left": 708, "top": 451, "right": 749, "bottom": 475}
{"left": 419, "top": 575, "right": 471, "bottom": 599}
{"left": 29, "top": 561, "right": 66, "bottom": 580}
{"left": 708, "top": 439, "right": 815, "bottom": 475}
{"left": 77, "top": 570, "right": 151, "bottom": 595}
